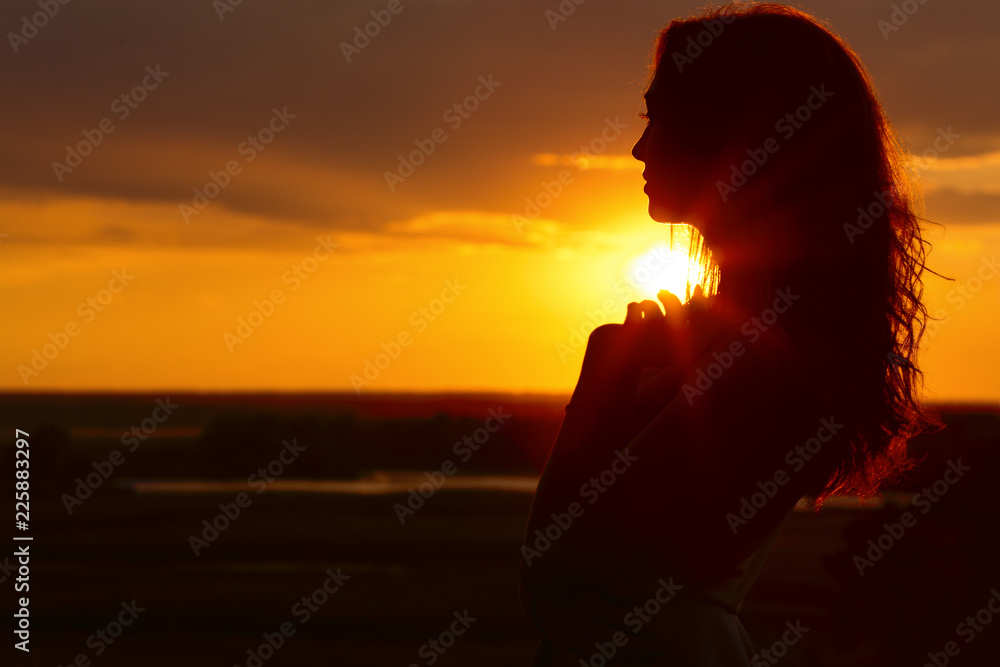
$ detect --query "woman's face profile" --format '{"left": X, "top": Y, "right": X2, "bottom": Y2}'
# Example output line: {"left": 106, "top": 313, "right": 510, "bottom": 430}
{"left": 631, "top": 74, "right": 705, "bottom": 229}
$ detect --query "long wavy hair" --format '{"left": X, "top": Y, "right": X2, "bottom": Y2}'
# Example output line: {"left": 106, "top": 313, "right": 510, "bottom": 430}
{"left": 646, "top": 2, "right": 941, "bottom": 503}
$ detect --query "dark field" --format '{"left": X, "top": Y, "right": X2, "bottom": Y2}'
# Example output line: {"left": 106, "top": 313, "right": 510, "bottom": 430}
{"left": 1, "top": 393, "right": 998, "bottom": 666}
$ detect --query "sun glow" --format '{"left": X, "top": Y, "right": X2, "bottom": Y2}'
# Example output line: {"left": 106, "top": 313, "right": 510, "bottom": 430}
{"left": 623, "top": 225, "right": 713, "bottom": 303}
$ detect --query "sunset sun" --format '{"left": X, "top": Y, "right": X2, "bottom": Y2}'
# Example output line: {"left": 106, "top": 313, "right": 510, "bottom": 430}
{"left": 623, "top": 225, "right": 712, "bottom": 303}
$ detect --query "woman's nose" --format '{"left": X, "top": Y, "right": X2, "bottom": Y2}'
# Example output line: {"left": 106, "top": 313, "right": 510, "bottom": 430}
{"left": 631, "top": 129, "right": 647, "bottom": 161}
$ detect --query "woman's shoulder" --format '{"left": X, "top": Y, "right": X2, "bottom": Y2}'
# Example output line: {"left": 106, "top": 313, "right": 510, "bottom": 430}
{"left": 678, "top": 317, "right": 829, "bottom": 441}
{"left": 693, "top": 313, "right": 810, "bottom": 390}
{"left": 698, "top": 296, "right": 806, "bottom": 365}
{"left": 746, "top": 321, "right": 808, "bottom": 372}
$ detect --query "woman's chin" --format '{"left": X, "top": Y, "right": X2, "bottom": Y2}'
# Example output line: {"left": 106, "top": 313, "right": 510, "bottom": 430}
{"left": 647, "top": 201, "right": 684, "bottom": 224}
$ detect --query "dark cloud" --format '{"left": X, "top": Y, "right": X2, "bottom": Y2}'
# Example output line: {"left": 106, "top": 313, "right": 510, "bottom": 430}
{"left": 1, "top": 0, "right": 997, "bottom": 228}
{"left": 926, "top": 188, "right": 1000, "bottom": 225}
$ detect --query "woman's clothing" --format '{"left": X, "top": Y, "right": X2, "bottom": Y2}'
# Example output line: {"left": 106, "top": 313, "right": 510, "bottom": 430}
{"left": 525, "top": 514, "right": 788, "bottom": 666}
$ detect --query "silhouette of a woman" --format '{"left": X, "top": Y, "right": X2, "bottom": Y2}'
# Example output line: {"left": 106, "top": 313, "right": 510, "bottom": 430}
{"left": 519, "top": 4, "right": 938, "bottom": 665}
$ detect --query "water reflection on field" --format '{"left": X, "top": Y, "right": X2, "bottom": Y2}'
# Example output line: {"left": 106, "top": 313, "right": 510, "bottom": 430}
{"left": 128, "top": 473, "right": 915, "bottom": 510}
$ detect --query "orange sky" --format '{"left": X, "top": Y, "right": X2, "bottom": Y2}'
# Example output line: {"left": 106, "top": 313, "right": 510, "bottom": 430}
{"left": 2, "top": 0, "right": 998, "bottom": 402}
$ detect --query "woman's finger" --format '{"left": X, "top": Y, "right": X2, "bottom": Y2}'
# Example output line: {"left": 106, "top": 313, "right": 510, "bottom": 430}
{"left": 625, "top": 301, "right": 643, "bottom": 324}
{"left": 657, "top": 290, "right": 684, "bottom": 327}
{"left": 637, "top": 299, "right": 664, "bottom": 320}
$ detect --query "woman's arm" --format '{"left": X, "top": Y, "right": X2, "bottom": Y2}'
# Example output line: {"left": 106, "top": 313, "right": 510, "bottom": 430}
{"left": 602, "top": 326, "right": 835, "bottom": 579}
{"left": 523, "top": 318, "right": 833, "bottom": 592}
{"left": 518, "top": 390, "right": 642, "bottom": 593}
{"left": 519, "top": 296, "right": 723, "bottom": 589}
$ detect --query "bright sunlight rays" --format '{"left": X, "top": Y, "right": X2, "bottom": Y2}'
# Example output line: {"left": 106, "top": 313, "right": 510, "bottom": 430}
{"left": 623, "top": 225, "right": 714, "bottom": 303}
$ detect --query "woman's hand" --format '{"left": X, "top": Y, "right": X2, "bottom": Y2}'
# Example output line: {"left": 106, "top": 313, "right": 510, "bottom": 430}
{"left": 571, "top": 286, "right": 720, "bottom": 412}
